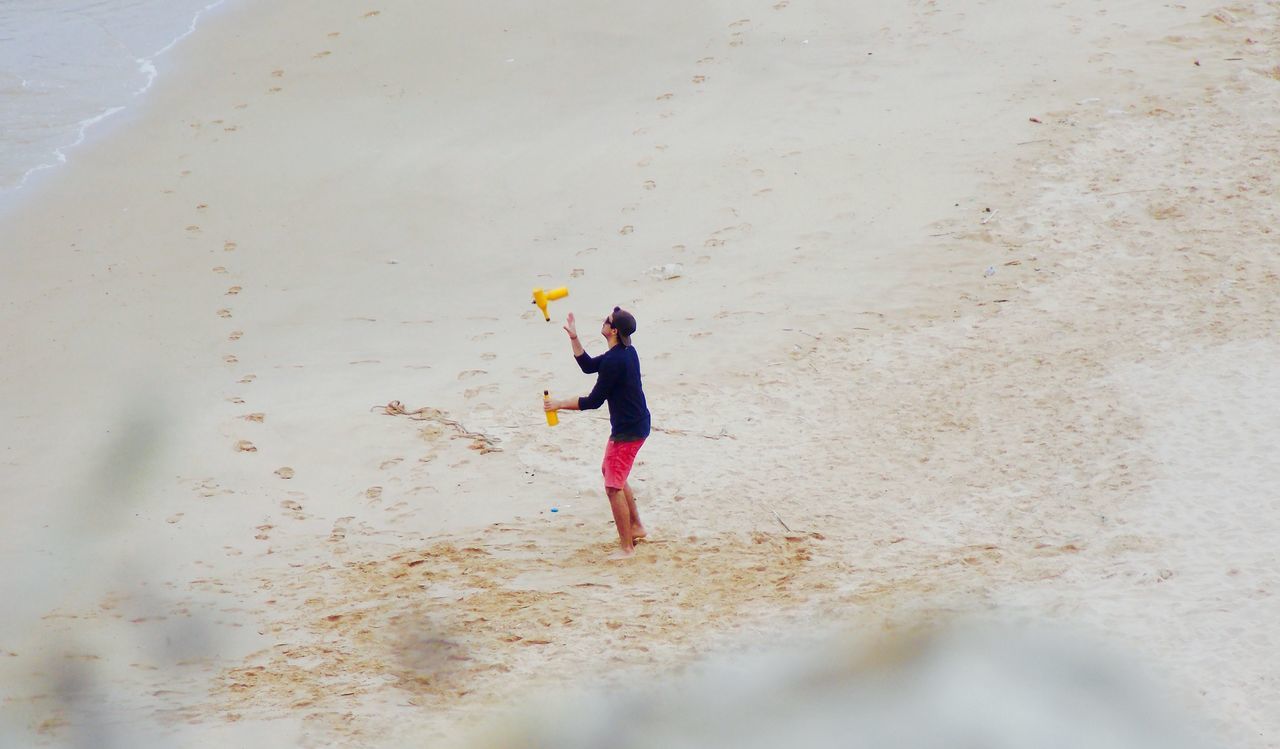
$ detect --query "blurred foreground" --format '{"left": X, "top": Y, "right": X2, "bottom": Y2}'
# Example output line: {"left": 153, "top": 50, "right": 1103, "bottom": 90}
{"left": 479, "top": 624, "right": 1210, "bottom": 749}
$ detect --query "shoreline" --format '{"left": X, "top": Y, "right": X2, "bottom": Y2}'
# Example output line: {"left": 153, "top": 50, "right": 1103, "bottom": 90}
{"left": 0, "top": 0, "right": 233, "bottom": 217}
{"left": 2, "top": 1, "right": 1277, "bottom": 746}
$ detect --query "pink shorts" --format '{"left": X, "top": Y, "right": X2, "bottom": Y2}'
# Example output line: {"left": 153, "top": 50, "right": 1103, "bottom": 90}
{"left": 601, "top": 438, "right": 645, "bottom": 490}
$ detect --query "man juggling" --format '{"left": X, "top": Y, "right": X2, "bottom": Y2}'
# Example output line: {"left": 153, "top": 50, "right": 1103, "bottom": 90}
{"left": 544, "top": 307, "right": 651, "bottom": 559}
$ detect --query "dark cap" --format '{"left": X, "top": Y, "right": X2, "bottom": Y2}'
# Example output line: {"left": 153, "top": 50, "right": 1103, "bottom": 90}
{"left": 611, "top": 306, "right": 637, "bottom": 346}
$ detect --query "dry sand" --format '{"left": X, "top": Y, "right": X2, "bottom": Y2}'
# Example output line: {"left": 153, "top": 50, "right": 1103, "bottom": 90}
{"left": 1, "top": 0, "right": 1277, "bottom": 746}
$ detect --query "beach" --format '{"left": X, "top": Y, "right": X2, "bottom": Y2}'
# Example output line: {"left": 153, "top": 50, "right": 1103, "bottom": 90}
{"left": 1, "top": 0, "right": 1277, "bottom": 746}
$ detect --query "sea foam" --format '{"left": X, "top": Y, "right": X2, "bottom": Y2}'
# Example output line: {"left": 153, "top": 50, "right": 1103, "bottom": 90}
{"left": 0, "top": 0, "right": 229, "bottom": 210}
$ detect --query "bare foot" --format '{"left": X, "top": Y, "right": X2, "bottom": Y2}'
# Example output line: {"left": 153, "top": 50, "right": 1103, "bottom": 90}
{"left": 608, "top": 546, "right": 636, "bottom": 561}
{"left": 631, "top": 525, "right": 648, "bottom": 540}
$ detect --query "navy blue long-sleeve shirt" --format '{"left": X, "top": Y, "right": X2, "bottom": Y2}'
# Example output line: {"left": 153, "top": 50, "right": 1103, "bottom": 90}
{"left": 576, "top": 345, "right": 651, "bottom": 441}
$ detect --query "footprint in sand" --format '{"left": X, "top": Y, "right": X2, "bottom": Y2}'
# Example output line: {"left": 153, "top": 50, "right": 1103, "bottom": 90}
{"left": 267, "top": 86, "right": 282, "bottom": 94}
{"left": 241, "top": 412, "right": 265, "bottom": 422}
{"left": 480, "top": 352, "right": 497, "bottom": 361}
{"left": 212, "top": 266, "right": 227, "bottom": 274}
{"left": 228, "top": 330, "right": 243, "bottom": 341}
{"left": 470, "top": 332, "right": 494, "bottom": 341}
{"left": 774, "top": 0, "right": 789, "bottom": 8}
{"left": 223, "top": 125, "right": 238, "bottom": 132}
{"left": 281, "top": 498, "right": 304, "bottom": 512}
{"left": 643, "top": 180, "right": 656, "bottom": 190}
{"left": 697, "top": 56, "right": 714, "bottom": 65}
{"left": 226, "top": 396, "right": 245, "bottom": 404}
{"left": 224, "top": 241, "right": 237, "bottom": 251}
{"left": 313, "top": 51, "right": 331, "bottom": 59}
{"left": 186, "top": 225, "right": 201, "bottom": 233}
{"left": 656, "top": 93, "right": 674, "bottom": 101}
{"left": 363, "top": 10, "right": 381, "bottom": 18}
{"left": 235, "top": 440, "right": 257, "bottom": 452}
{"left": 327, "top": 31, "right": 341, "bottom": 38}
{"left": 729, "top": 18, "right": 751, "bottom": 27}
{"left": 166, "top": 513, "right": 184, "bottom": 524}
{"left": 379, "top": 457, "right": 403, "bottom": 470}
{"left": 570, "top": 268, "right": 585, "bottom": 278}
{"left": 576, "top": 247, "right": 598, "bottom": 256}
{"left": 619, "top": 225, "right": 635, "bottom": 235}
{"left": 271, "top": 69, "right": 284, "bottom": 78}
{"left": 692, "top": 75, "right": 707, "bottom": 84}
{"left": 217, "top": 308, "right": 232, "bottom": 318}
{"left": 754, "top": 187, "right": 773, "bottom": 196}
{"left": 274, "top": 467, "right": 294, "bottom": 479}
{"left": 226, "top": 286, "right": 241, "bottom": 295}
{"left": 196, "top": 203, "right": 208, "bottom": 210}
{"left": 223, "top": 354, "right": 238, "bottom": 364}
{"left": 180, "top": 170, "right": 191, "bottom": 177}
{"left": 234, "top": 103, "right": 248, "bottom": 109}
{"left": 238, "top": 374, "right": 256, "bottom": 383}
{"left": 464, "top": 384, "right": 498, "bottom": 399}
{"left": 729, "top": 33, "right": 744, "bottom": 47}
{"left": 254, "top": 524, "right": 273, "bottom": 541}
{"left": 329, "top": 516, "right": 354, "bottom": 542}
{"left": 365, "top": 486, "right": 383, "bottom": 502}
{"left": 633, "top": 127, "right": 650, "bottom": 136}
{"left": 636, "top": 156, "right": 652, "bottom": 167}
{"left": 457, "top": 369, "right": 487, "bottom": 380}
{"left": 189, "top": 478, "right": 232, "bottom": 498}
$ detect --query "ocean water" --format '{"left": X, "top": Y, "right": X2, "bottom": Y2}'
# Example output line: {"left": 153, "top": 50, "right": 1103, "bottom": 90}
{"left": 0, "top": 0, "right": 230, "bottom": 210}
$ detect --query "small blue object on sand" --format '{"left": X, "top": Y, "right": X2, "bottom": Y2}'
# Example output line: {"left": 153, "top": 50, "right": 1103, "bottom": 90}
{"left": 550, "top": 507, "right": 559, "bottom": 513}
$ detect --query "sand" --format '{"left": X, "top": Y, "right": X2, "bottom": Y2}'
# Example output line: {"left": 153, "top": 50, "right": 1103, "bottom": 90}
{"left": 1, "top": 0, "right": 1277, "bottom": 746}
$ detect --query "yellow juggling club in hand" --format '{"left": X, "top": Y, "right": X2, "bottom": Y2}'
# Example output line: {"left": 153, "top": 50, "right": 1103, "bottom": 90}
{"left": 543, "top": 390, "right": 559, "bottom": 426}
{"left": 531, "top": 286, "right": 569, "bottom": 321}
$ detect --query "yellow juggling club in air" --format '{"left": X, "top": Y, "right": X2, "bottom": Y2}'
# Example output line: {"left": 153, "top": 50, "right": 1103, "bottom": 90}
{"left": 531, "top": 286, "right": 569, "bottom": 321}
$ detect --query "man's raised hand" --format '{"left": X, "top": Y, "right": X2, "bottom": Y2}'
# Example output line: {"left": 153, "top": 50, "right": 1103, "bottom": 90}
{"left": 564, "top": 312, "right": 578, "bottom": 339}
